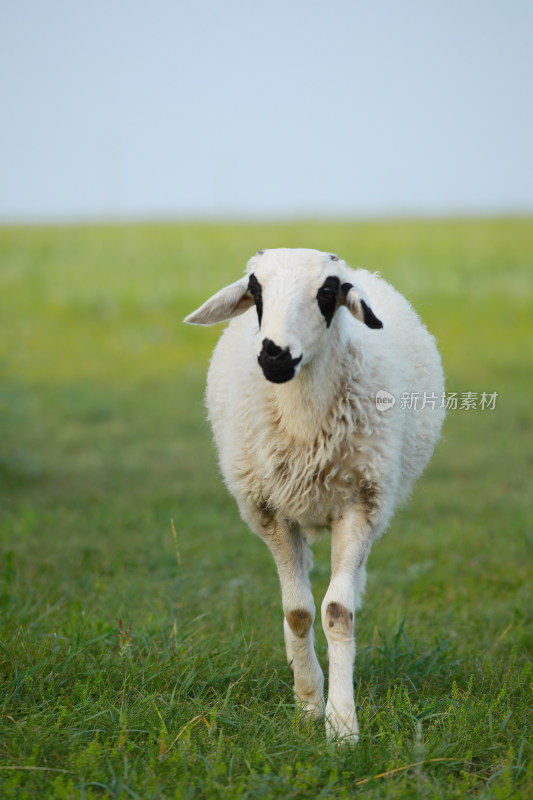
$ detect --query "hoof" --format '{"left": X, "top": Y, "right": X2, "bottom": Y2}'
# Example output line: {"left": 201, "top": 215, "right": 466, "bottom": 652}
{"left": 295, "top": 683, "right": 325, "bottom": 720}
{"left": 325, "top": 702, "right": 359, "bottom": 745}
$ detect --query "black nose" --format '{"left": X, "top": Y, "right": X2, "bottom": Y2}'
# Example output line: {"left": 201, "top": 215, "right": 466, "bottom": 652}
{"left": 258, "top": 338, "right": 302, "bottom": 384}
{"left": 261, "top": 338, "right": 284, "bottom": 359}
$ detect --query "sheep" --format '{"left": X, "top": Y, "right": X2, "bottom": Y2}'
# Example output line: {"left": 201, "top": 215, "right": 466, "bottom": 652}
{"left": 184, "top": 247, "right": 445, "bottom": 743}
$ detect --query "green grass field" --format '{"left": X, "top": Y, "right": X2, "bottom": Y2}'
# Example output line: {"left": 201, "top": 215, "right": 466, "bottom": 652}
{"left": 1, "top": 219, "right": 532, "bottom": 798}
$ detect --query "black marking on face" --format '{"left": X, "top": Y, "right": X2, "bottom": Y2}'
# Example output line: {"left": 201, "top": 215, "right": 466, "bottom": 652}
{"left": 248, "top": 273, "right": 263, "bottom": 326}
{"left": 257, "top": 249, "right": 265, "bottom": 255}
{"left": 316, "top": 275, "right": 341, "bottom": 327}
{"left": 329, "top": 253, "right": 339, "bottom": 261}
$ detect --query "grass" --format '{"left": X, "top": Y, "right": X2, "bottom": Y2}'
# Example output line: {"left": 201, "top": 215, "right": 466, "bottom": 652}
{"left": 0, "top": 218, "right": 532, "bottom": 798}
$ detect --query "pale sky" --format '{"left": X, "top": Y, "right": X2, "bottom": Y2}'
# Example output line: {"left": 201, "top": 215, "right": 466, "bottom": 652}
{"left": 1, "top": 0, "right": 532, "bottom": 221}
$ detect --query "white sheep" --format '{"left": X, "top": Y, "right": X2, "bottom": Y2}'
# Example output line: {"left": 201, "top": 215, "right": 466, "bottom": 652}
{"left": 185, "top": 248, "right": 445, "bottom": 743}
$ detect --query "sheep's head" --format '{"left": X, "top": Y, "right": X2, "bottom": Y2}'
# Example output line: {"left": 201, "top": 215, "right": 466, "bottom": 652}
{"left": 184, "top": 248, "right": 383, "bottom": 384}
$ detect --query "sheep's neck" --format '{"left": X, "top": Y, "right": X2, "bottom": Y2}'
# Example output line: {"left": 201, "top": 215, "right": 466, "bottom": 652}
{"left": 269, "top": 335, "right": 358, "bottom": 443}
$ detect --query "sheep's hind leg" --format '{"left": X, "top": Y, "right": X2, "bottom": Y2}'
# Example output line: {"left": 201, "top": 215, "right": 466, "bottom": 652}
{"left": 262, "top": 520, "right": 324, "bottom": 720}
{"left": 322, "top": 507, "right": 371, "bottom": 744}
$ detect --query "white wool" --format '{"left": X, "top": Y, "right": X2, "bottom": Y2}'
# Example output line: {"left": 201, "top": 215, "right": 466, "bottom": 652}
{"left": 186, "top": 248, "right": 445, "bottom": 742}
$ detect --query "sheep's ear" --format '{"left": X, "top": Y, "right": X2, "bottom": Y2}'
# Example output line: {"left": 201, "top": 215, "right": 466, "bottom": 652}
{"left": 341, "top": 283, "right": 383, "bottom": 329}
{"left": 184, "top": 277, "right": 254, "bottom": 326}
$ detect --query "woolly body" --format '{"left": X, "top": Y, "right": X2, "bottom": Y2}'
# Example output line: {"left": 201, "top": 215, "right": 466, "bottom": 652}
{"left": 207, "top": 262, "right": 444, "bottom": 536}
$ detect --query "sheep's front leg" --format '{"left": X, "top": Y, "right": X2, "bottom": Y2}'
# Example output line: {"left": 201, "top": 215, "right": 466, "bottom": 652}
{"left": 262, "top": 520, "right": 324, "bottom": 719}
{"left": 322, "top": 507, "right": 371, "bottom": 743}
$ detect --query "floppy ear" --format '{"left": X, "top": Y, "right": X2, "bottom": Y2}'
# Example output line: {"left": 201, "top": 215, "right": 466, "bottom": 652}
{"left": 184, "top": 277, "right": 254, "bottom": 326}
{"left": 340, "top": 283, "right": 383, "bottom": 329}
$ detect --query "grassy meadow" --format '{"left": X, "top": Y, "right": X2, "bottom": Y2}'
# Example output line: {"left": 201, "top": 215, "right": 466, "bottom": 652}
{"left": 0, "top": 219, "right": 532, "bottom": 798}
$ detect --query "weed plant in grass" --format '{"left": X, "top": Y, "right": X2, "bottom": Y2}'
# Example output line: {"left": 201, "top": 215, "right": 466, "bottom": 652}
{"left": 0, "top": 219, "right": 532, "bottom": 798}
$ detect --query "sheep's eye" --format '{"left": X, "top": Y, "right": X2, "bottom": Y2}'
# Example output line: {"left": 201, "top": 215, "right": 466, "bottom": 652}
{"left": 317, "top": 276, "right": 340, "bottom": 327}
{"left": 248, "top": 274, "right": 261, "bottom": 298}
{"left": 248, "top": 273, "right": 263, "bottom": 325}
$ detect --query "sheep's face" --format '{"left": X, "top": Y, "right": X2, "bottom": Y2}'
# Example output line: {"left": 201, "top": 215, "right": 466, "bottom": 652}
{"left": 184, "top": 248, "right": 382, "bottom": 384}
{"left": 246, "top": 250, "right": 352, "bottom": 384}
